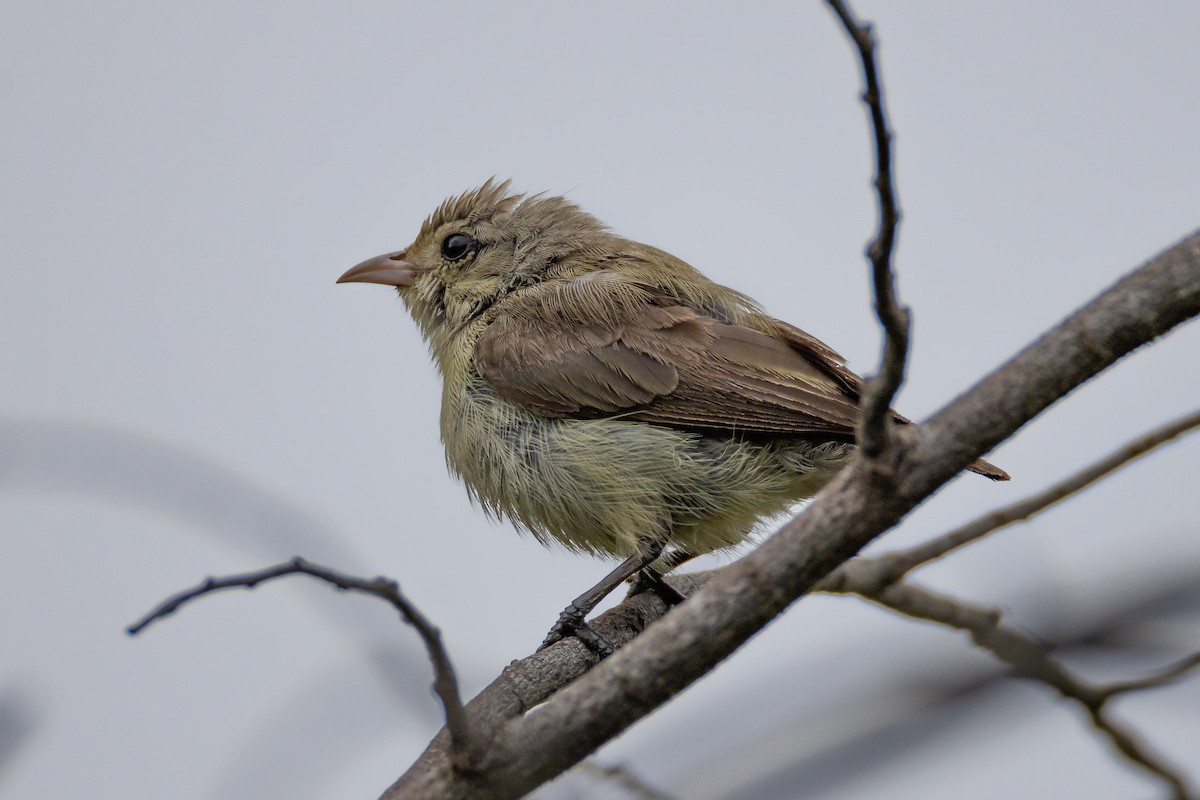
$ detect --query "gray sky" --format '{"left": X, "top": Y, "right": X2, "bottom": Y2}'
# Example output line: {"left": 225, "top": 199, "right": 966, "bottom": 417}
{"left": 3, "top": 3, "right": 1199, "bottom": 799}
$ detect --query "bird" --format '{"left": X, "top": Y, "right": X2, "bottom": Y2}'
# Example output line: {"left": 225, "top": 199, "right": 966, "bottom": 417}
{"left": 338, "top": 179, "right": 1008, "bottom": 655}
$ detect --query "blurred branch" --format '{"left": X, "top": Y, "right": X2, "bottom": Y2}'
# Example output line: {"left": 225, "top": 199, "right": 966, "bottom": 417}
{"left": 1097, "top": 652, "right": 1200, "bottom": 701}
{"left": 826, "top": 0, "right": 910, "bottom": 461}
{"left": 667, "top": 567, "right": 1200, "bottom": 800}
{"left": 127, "top": 557, "right": 483, "bottom": 772}
{"left": 0, "top": 686, "right": 38, "bottom": 785}
{"left": 829, "top": 577, "right": 1198, "bottom": 799}
{"left": 578, "top": 759, "right": 678, "bottom": 800}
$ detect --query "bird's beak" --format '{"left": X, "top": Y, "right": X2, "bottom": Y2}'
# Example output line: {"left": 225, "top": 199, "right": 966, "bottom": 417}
{"left": 337, "top": 251, "right": 428, "bottom": 288}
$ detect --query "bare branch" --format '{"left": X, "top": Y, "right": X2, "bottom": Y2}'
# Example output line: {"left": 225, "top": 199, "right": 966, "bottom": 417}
{"left": 827, "top": 0, "right": 910, "bottom": 460}
{"left": 828, "top": 406, "right": 1200, "bottom": 587}
{"left": 835, "top": 577, "right": 1197, "bottom": 799}
{"left": 578, "top": 759, "right": 678, "bottom": 800}
{"left": 128, "top": 557, "right": 483, "bottom": 771}
{"left": 1097, "top": 651, "right": 1200, "bottom": 701}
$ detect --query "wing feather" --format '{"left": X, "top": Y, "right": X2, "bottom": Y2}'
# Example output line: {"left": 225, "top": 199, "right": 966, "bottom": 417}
{"left": 474, "top": 269, "right": 1010, "bottom": 480}
{"left": 475, "top": 273, "right": 864, "bottom": 436}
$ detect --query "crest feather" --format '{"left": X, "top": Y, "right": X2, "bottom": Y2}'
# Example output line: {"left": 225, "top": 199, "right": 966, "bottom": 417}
{"left": 421, "top": 178, "right": 521, "bottom": 236}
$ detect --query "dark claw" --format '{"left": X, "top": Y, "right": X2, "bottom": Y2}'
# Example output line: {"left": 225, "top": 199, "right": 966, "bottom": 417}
{"left": 538, "top": 629, "right": 563, "bottom": 651}
{"left": 628, "top": 571, "right": 688, "bottom": 607}
{"left": 572, "top": 624, "right": 615, "bottom": 658}
{"left": 538, "top": 540, "right": 675, "bottom": 658}
{"left": 538, "top": 605, "right": 583, "bottom": 650}
{"left": 538, "top": 603, "right": 615, "bottom": 657}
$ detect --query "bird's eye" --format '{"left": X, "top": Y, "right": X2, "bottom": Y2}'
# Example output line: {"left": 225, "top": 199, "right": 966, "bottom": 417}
{"left": 441, "top": 233, "right": 475, "bottom": 262}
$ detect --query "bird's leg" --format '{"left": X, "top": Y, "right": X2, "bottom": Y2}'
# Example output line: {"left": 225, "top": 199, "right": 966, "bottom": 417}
{"left": 539, "top": 539, "right": 667, "bottom": 657}
{"left": 627, "top": 549, "right": 697, "bottom": 607}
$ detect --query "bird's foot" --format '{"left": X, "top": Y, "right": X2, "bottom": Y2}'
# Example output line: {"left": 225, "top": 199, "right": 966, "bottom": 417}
{"left": 538, "top": 602, "right": 615, "bottom": 658}
{"left": 627, "top": 571, "right": 688, "bottom": 607}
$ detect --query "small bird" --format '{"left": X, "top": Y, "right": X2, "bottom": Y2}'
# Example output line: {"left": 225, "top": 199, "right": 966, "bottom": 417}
{"left": 339, "top": 179, "right": 1007, "bottom": 655}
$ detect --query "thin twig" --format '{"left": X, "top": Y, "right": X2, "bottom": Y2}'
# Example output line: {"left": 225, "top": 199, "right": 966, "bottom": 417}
{"left": 1097, "top": 651, "right": 1200, "bottom": 701}
{"left": 832, "top": 578, "right": 1197, "bottom": 799}
{"left": 127, "top": 557, "right": 483, "bottom": 771}
{"left": 579, "top": 759, "right": 679, "bottom": 800}
{"left": 880, "top": 407, "right": 1200, "bottom": 578}
{"left": 826, "top": 0, "right": 910, "bottom": 460}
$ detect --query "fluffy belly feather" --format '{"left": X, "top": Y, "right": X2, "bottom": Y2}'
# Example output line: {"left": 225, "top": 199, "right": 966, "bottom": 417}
{"left": 442, "top": 375, "right": 853, "bottom": 559}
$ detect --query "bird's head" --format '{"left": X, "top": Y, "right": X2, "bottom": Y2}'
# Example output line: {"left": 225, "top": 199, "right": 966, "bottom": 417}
{"left": 338, "top": 179, "right": 611, "bottom": 341}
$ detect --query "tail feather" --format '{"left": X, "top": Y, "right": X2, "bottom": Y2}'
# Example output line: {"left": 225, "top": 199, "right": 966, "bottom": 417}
{"left": 968, "top": 458, "right": 1010, "bottom": 481}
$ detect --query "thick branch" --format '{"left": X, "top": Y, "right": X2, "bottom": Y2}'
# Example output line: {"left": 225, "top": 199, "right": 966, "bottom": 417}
{"left": 128, "top": 557, "right": 483, "bottom": 770}
{"left": 384, "top": 229, "right": 1200, "bottom": 798}
{"left": 827, "top": 0, "right": 910, "bottom": 459}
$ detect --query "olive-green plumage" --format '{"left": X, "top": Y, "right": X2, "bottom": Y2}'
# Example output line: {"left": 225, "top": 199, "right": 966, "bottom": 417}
{"left": 340, "top": 179, "right": 1007, "bottom": 565}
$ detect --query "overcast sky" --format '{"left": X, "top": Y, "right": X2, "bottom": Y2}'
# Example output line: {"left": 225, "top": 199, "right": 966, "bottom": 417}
{"left": 3, "top": 3, "right": 1199, "bottom": 799}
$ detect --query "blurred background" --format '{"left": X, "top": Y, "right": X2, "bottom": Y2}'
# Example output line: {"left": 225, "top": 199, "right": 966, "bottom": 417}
{"left": 2, "top": 2, "right": 1198, "bottom": 798}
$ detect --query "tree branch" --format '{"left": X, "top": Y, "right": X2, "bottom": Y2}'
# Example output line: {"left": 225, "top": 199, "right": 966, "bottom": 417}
{"left": 827, "top": 0, "right": 910, "bottom": 459}
{"left": 1097, "top": 652, "right": 1200, "bottom": 701}
{"left": 578, "top": 759, "right": 678, "bottom": 800}
{"left": 127, "top": 557, "right": 484, "bottom": 771}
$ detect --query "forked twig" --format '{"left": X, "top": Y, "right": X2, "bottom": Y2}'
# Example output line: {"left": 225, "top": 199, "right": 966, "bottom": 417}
{"left": 128, "top": 557, "right": 484, "bottom": 771}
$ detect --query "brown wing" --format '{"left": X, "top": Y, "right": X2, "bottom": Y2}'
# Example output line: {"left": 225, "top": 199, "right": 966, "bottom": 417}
{"left": 475, "top": 271, "right": 1011, "bottom": 480}
{"left": 474, "top": 273, "right": 865, "bottom": 438}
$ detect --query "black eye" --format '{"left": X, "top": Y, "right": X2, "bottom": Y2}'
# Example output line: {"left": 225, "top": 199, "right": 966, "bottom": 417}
{"left": 441, "top": 233, "right": 475, "bottom": 261}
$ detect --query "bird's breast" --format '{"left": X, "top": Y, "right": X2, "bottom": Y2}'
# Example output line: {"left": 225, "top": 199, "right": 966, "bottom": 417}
{"left": 443, "top": 363, "right": 732, "bottom": 554}
{"left": 436, "top": 367, "right": 843, "bottom": 559}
